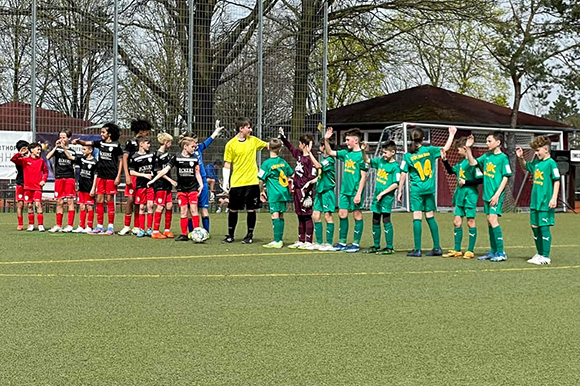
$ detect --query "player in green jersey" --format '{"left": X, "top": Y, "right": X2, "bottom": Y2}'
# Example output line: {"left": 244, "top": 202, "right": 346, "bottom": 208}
{"left": 516, "top": 136, "right": 561, "bottom": 265}
{"left": 441, "top": 137, "right": 483, "bottom": 259}
{"left": 310, "top": 141, "right": 337, "bottom": 251}
{"left": 362, "top": 140, "right": 400, "bottom": 254}
{"left": 465, "top": 131, "right": 512, "bottom": 262}
{"left": 324, "top": 127, "right": 368, "bottom": 253}
{"left": 398, "top": 126, "right": 456, "bottom": 257}
{"left": 258, "top": 138, "right": 294, "bottom": 249}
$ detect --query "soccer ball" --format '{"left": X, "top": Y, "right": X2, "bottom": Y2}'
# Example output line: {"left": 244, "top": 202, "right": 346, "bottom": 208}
{"left": 189, "top": 227, "right": 209, "bottom": 243}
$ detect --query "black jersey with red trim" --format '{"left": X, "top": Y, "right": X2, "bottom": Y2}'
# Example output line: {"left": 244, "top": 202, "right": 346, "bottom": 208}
{"left": 53, "top": 147, "right": 77, "bottom": 179}
{"left": 153, "top": 150, "right": 173, "bottom": 191}
{"left": 129, "top": 152, "right": 154, "bottom": 189}
{"left": 93, "top": 140, "right": 123, "bottom": 180}
{"left": 168, "top": 154, "right": 201, "bottom": 192}
{"left": 76, "top": 157, "right": 97, "bottom": 193}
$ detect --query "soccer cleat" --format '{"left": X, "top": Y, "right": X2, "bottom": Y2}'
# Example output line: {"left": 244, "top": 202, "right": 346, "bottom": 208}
{"left": 38, "top": 225, "right": 46, "bottom": 232}
{"left": 345, "top": 244, "right": 360, "bottom": 253}
{"left": 102, "top": 226, "right": 115, "bottom": 236}
{"left": 333, "top": 243, "right": 348, "bottom": 251}
{"left": 376, "top": 248, "right": 395, "bottom": 255}
{"left": 407, "top": 250, "right": 422, "bottom": 257}
{"left": 222, "top": 235, "right": 235, "bottom": 243}
{"left": 241, "top": 233, "right": 253, "bottom": 244}
{"left": 62, "top": 225, "right": 74, "bottom": 233}
{"left": 83, "top": 226, "right": 92, "bottom": 233}
{"left": 72, "top": 226, "right": 85, "bottom": 233}
{"left": 477, "top": 251, "right": 494, "bottom": 261}
{"left": 89, "top": 226, "right": 104, "bottom": 235}
{"left": 263, "top": 240, "right": 283, "bottom": 249}
{"left": 288, "top": 241, "right": 304, "bottom": 249}
{"left": 136, "top": 229, "right": 146, "bottom": 238}
{"left": 16, "top": 225, "right": 24, "bottom": 231}
{"left": 131, "top": 227, "right": 140, "bottom": 235}
{"left": 151, "top": 232, "right": 167, "bottom": 239}
{"left": 426, "top": 248, "right": 443, "bottom": 256}
{"left": 118, "top": 226, "right": 131, "bottom": 236}
{"left": 490, "top": 252, "right": 507, "bottom": 262}
{"left": 216, "top": 207, "right": 222, "bottom": 213}
{"left": 146, "top": 228, "right": 153, "bottom": 237}
{"left": 306, "top": 242, "right": 322, "bottom": 251}
{"left": 175, "top": 234, "right": 189, "bottom": 242}
{"left": 363, "top": 246, "right": 381, "bottom": 254}
{"left": 527, "top": 254, "right": 542, "bottom": 264}
{"left": 443, "top": 250, "right": 463, "bottom": 258}
{"left": 26, "top": 225, "right": 34, "bottom": 232}
{"left": 298, "top": 242, "right": 313, "bottom": 250}
{"left": 48, "top": 225, "right": 62, "bottom": 233}
{"left": 530, "top": 255, "right": 551, "bottom": 265}
{"left": 319, "top": 243, "right": 338, "bottom": 251}
{"left": 163, "top": 230, "right": 175, "bottom": 238}
{"left": 463, "top": 251, "right": 475, "bottom": 259}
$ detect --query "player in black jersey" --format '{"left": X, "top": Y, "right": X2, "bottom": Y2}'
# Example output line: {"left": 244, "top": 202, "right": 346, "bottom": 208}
{"left": 120, "top": 119, "right": 152, "bottom": 236}
{"left": 47, "top": 129, "right": 77, "bottom": 233}
{"left": 14, "top": 140, "right": 29, "bottom": 230}
{"left": 129, "top": 136, "right": 155, "bottom": 238}
{"left": 73, "top": 144, "right": 98, "bottom": 233}
{"left": 148, "top": 136, "right": 203, "bottom": 241}
{"left": 73, "top": 123, "right": 123, "bottom": 235}
{"left": 150, "top": 132, "right": 177, "bottom": 239}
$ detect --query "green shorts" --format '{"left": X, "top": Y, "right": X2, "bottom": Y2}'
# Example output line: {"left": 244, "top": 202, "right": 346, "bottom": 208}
{"left": 454, "top": 205, "right": 476, "bottom": 218}
{"left": 339, "top": 193, "right": 364, "bottom": 211}
{"left": 483, "top": 201, "right": 503, "bottom": 216}
{"left": 410, "top": 192, "right": 436, "bottom": 212}
{"left": 269, "top": 201, "right": 287, "bottom": 214}
{"left": 313, "top": 190, "right": 336, "bottom": 213}
{"left": 371, "top": 195, "right": 394, "bottom": 214}
{"left": 530, "top": 209, "right": 555, "bottom": 227}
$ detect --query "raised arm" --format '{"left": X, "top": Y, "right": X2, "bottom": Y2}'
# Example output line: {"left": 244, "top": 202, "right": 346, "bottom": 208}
{"left": 72, "top": 138, "right": 93, "bottom": 146}
{"left": 442, "top": 126, "right": 457, "bottom": 152}
{"left": 465, "top": 135, "right": 478, "bottom": 166}
{"left": 323, "top": 127, "right": 337, "bottom": 157}
{"left": 515, "top": 147, "right": 527, "bottom": 171}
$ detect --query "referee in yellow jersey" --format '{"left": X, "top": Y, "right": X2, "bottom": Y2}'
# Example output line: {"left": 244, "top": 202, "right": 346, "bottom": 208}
{"left": 222, "top": 117, "right": 269, "bottom": 244}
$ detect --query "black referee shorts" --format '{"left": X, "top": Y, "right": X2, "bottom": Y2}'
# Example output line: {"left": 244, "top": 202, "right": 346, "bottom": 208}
{"left": 228, "top": 184, "right": 262, "bottom": 211}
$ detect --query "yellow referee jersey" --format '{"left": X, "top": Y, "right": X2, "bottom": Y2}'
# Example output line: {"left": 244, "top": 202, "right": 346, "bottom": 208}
{"left": 224, "top": 136, "right": 268, "bottom": 188}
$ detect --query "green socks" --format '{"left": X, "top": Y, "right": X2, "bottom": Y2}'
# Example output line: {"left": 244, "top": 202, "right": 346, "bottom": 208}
{"left": 492, "top": 226, "right": 504, "bottom": 254}
{"left": 372, "top": 223, "right": 381, "bottom": 248}
{"left": 467, "top": 227, "right": 477, "bottom": 253}
{"left": 326, "top": 222, "right": 335, "bottom": 245}
{"left": 272, "top": 218, "right": 284, "bottom": 242}
{"left": 540, "top": 226, "right": 551, "bottom": 258}
{"left": 354, "top": 219, "right": 364, "bottom": 245}
{"left": 384, "top": 222, "right": 394, "bottom": 249}
{"left": 339, "top": 217, "right": 349, "bottom": 243}
{"left": 413, "top": 219, "right": 422, "bottom": 250}
{"left": 488, "top": 225, "right": 497, "bottom": 254}
{"left": 426, "top": 217, "right": 441, "bottom": 249}
{"left": 532, "top": 227, "right": 543, "bottom": 256}
{"left": 314, "top": 221, "right": 323, "bottom": 244}
{"left": 454, "top": 227, "right": 463, "bottom": 251}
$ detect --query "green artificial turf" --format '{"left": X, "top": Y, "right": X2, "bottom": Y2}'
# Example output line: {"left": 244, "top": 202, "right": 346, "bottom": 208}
{"left": 0, "top": 211, "right": 579, "bottom": 385}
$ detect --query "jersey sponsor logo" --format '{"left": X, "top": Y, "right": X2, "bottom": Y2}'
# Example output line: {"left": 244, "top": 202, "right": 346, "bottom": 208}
{"left": 410, "top": 152, "right": 430, "bottom": 162}
{"left": 533, "top": 169, "right": 544, "bottom": 186}
{"left": 484, "top": 162, "right": 496, "bottom": 178}
{"left": 344, "top": 159, "right": 357, "bottom": 174}
{"left": 377, "top": 169, "right": 389, "bottom": 184}
{"left": 459, "top": 168, "right": 466, "bottom": 179}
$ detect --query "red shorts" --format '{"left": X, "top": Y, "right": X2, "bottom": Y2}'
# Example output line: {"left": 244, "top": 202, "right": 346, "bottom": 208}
{"left": 177, "top": 191, "right": 199, "bottom": 207}
{"left": 15, "top": 185, "right": 25, "bottom": 201}
{"left": 54, "top": 178, "right": 76, "bottom": 199}
{"left": 96, "top": 178, "right": 118, "bottom": 195}
{"left": 78, "top": 191, "right": 95, "bottom": 205}
{"left": 135, "top": 187, "right": 154, "bottom": 205}
{"left": 24, "top": 190, "right": 42, "bottom": 203}
{"left": 155, "top": 190, "right": 173, "bottom": 206}
{"left": 125, "top": 176, "right": 137, "bottom": 196}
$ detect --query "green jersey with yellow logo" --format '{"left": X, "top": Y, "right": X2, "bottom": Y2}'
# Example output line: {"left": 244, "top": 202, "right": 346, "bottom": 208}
{"left": 525, "top": 157, "right": 560, "bottom": 211}
{"left": 401, "top": 145, "right": 441, "bottom": 195}
{"left": 476, "top": 152, "right": 512, "bottom": 202}
{"left": 452, "top": 159, "right": 483, "bottom": 208}
{"left": 258, "top": 156, "right": 293, "bottom": 203}
{"left": 336, "top": 149, "right": 368, "bottom": 196}
{"left": 316, "top": 156, "right": 336, "bottom": 193}
{"left": 371, "top": 158, "right": 400, "bottom": 198}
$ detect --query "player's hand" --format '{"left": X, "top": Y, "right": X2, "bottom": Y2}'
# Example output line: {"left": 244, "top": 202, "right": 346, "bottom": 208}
{"left": 147, "top": 180, "right": 153, "bottom": 187}
{"left": 20, "top": 147, "right": 28, "bottom": 155}
{"left": 490, "top": 194, "right": 499, "bottom": 207}
{"left": 212, "top": 120, "right": 225, "bottom": 137}
{"left": 72, "top": 138, "right": 79, "bottom": 145}
{"left": 549, "top": 197, "right": 557, "bottom": 209}
{"left": 397, "top": 191, "right": 402, "bottom": 203}
{"left": 376, "top": 192, "right": 385, "bottom": 201}
{"left": 114, "top": 176, "right": 121, "bottom": 186}
{"left": 90, "top": 189, "right": 95, "bottom": 197}
{"left": 458, "top": 178, "right": 465, "bottom": 186}
{"left": 515, "top": 147, "right": 523, "bottom": 158}
{"left": 361, "top": 141, "right": 368, "bottom": 151}
{"left": 39, "top": 181, "right": 46, "bottom": 187}
{"left": 465, "top": 135, "right": 474, "bottom": 148}
{"left": 324, "top": 127, "right": 333, "bottom": 140}
{"left": 144, "top": 173, "right": 152, "bottom": 180}
{"left": 278, "top": 127, "right": 285, "bottom": 138}
{"left": 198, "top": 185, "right": 203, "bottom": 194}
{"left": 440, "top": 148, "right": 447, "bottom": 161}
{"left": 260, "top": 191, "right": 267, "bottom": 203}
{"left": 125, "top": 174, "right": 132, "bottom": 186}
{"left": 354, "top": 194, "right": 361, "bottom": 205}
{"left": 449, "top": 126, "right": 457, "bottom": 135}
{"left": 170, "top": 179, "right": 178, "bottom": 187}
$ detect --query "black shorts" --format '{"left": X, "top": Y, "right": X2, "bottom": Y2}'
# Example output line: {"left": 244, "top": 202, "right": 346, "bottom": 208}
{"left": 228, "top": 185, "right": 262, "bottom": 211}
